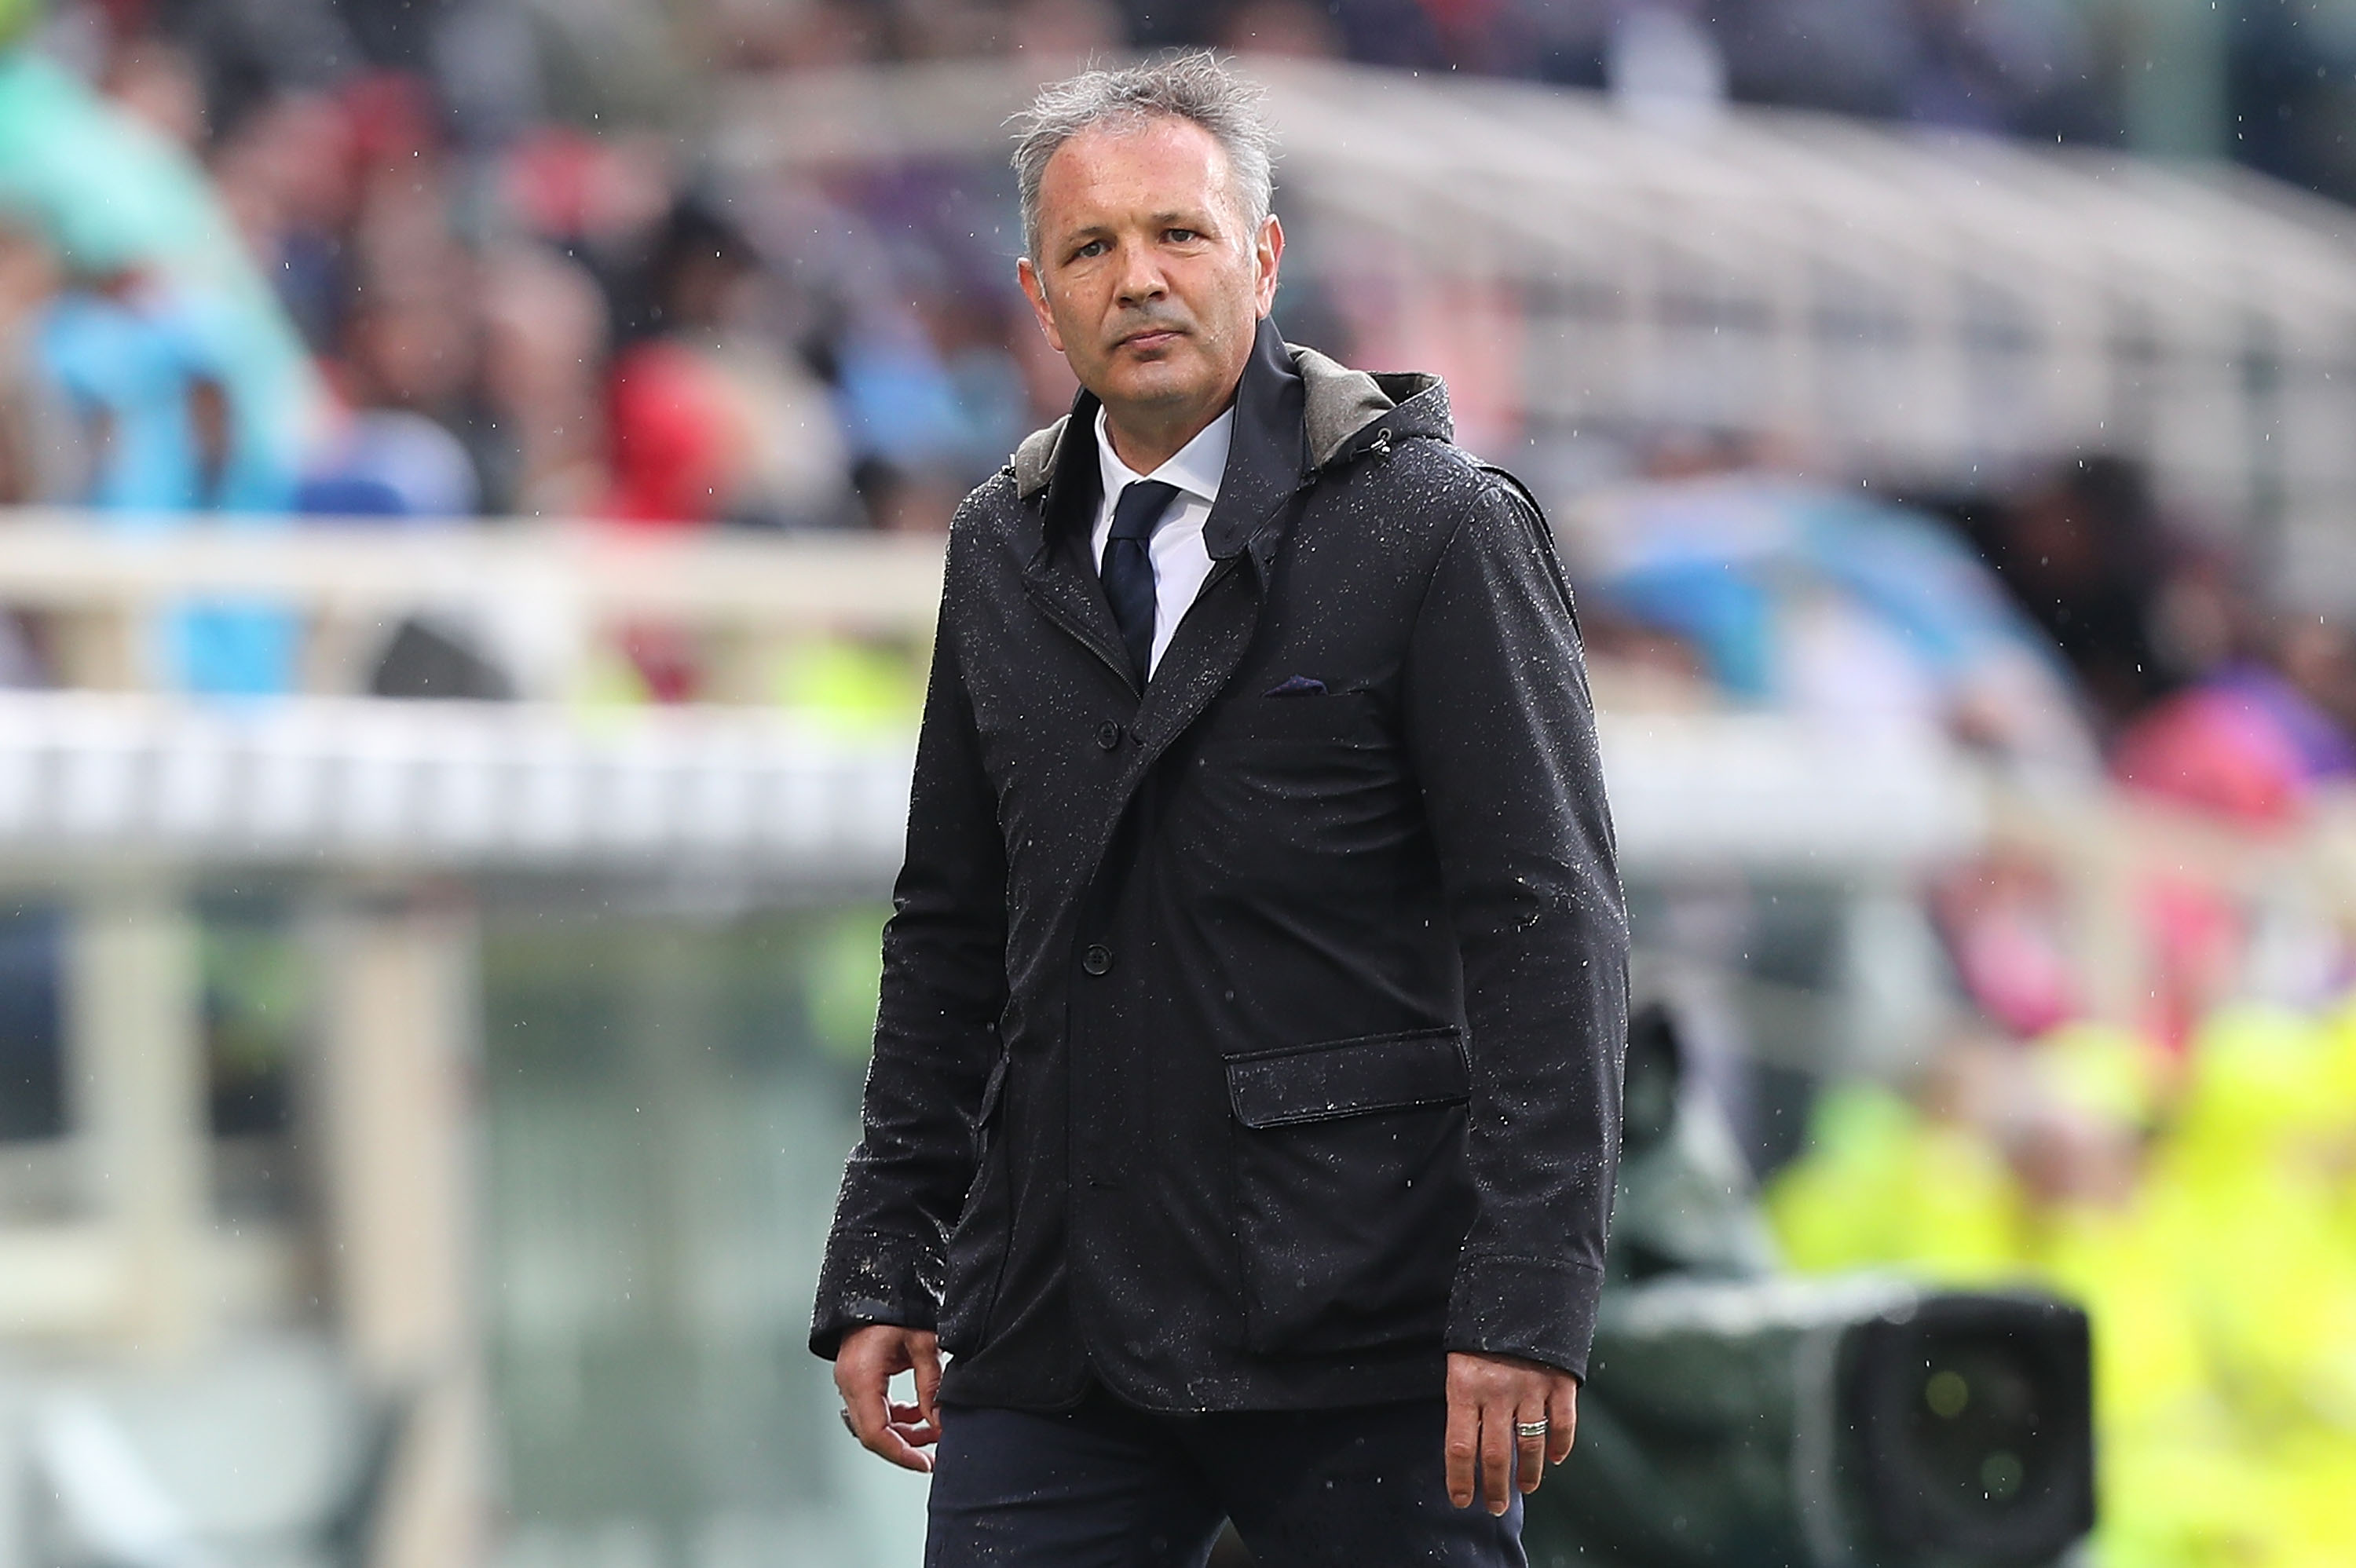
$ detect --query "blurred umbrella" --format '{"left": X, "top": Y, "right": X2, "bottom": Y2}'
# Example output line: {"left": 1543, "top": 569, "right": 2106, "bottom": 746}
{"left": 1570, "top": 476, "right": 2097, "bottom": 778}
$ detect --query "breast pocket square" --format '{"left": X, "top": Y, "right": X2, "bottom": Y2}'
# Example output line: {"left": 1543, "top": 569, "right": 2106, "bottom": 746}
{"left": 1264, "top": 675, "right": 1328, "bottom": 697}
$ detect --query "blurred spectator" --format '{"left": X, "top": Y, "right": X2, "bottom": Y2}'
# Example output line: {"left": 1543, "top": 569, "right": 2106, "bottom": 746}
{"left": 605, "top": 194, "right": 851, "bottom": 528}
{"left": 830, "top": 309, "right": 980, "bottom": 531}
{"left": 0, "top": 217, "right": 73, "bottom": 506}
{"left": 210, "top": 89, "right": 360, "bottom": 356}
{"left": 40, "top": 269, "right": 240, "bottom": 509}
{"left": 498, "top": 122, "right": 675, "bottom": 272}
{"left": 2232, "top": 0, "right": 2356, "bottom": 207}
{"left": 1004, "top": 0, "right": 1124, "bottom": 59}
{"left": 921, "top": 285, "right": 1031, "bottom": 482}
{"left": 1606, "top": 4, "right": 1728, "bottom": 127}
{"left": 1905, "top": 0, "right": 2104, "bottom": 139}
{"left": 2113, "top": 616, "right": 2356, "bottom": 828}
{"left": 1933, "top": 851, "right": 2080, "bottom": 1041}
{"left": 134, "top": 0, "right": 360, "bottom": 134}
{"left": 1949, "top": 455, "right": 2177, "bottom": 735}
{"left": 1213, "top": 0, "right": 1345, "bottom": 58}
{"left": 0, "top": 38, "right": 318, "bottom": 693}
{"left": 101, "top": 31, "right": 206, "bottom": 148}
{"left": 474, "top": 243, "right": 610, "bottom": 517}
{"left": 301, "top": 239, "right": 485, "bottom": 514}
{"left": 0, "top": 42, "right": 314, "bottom": 508}
{"left": 298, "top": 404, "right": 481, "bottom": 520}
{"left": 0, "top": 221, "right": 59, "bottom": 686}
{"left": 810, "top": 159, "right": 1030, "bottom": 528}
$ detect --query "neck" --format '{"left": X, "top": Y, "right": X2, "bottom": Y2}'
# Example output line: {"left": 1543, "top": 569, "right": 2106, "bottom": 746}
{"left": 1102, "top": 389, "right": 1235, "bottom": 477}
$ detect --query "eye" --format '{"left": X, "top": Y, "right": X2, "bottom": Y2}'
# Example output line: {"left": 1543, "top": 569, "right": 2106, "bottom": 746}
{"left": 1072, "top": 239, "right": 1109, "bottom": 260}
{"left": 1165, "top": 228, "right": 1198, "bottom": 244}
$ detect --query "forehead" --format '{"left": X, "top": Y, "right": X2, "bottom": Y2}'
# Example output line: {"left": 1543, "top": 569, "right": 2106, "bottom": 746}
{"left": 1035, "top": 115, "right": 1236, "bottom": 232}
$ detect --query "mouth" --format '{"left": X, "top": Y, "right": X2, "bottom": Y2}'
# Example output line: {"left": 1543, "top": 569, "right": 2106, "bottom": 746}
{"left": 1116, "top": 327, "right": 1185, "bottom": 354}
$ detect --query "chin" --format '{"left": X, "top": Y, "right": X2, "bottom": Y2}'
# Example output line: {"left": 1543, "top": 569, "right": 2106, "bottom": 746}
{"left": 1104, "top": 361, "right": 1207, "bottom": 408}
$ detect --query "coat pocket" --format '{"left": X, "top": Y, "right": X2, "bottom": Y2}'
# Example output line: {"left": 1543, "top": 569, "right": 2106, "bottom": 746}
{"left": 1225, "top": 1027, "right": 1475, "bottom": 1356}
{"left": 937, "top": 1054, "right": 1011, "bottom": 1356}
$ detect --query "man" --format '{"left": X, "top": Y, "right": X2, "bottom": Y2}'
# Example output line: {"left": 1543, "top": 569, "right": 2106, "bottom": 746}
{"left": 812, "top": 53, "right": 1626, "bottom": 1566}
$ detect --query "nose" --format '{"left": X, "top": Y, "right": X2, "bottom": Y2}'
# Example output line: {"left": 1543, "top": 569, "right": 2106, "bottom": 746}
{"left": 1112, "top": 238, "right": 1167, "bottom": 308}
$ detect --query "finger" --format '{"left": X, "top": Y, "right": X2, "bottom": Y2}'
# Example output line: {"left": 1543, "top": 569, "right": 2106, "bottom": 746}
{"left": 835, "top": 1330, "right": 920, "bottom": 1464}
{"left": 886, "top": 1419, "right": 942, "bottom": 1451}
{"left": 1515, "top": 1400, "right": 1549, "bottom": 1495}
{"left": 1481, "top": 1391, "right": 1516, "bottom": 1515}
{"left": 1443, "top": 1377, "right": 1480, "bottom": 1508}
{"left": 867, "top": 1423, "right": 937, "bottom": 1474}
{"left": 1547, "top": 1380, "right": 1579, "bottom": 1467}
{"left": 886, "top": 1401, "right": 941, "bottom": 1448}
{"left": 837, "top": 1358, "right": 894, "bottom": 1452}
{"left": 912, "top": 1333, "right": 944, "bottom": 1428}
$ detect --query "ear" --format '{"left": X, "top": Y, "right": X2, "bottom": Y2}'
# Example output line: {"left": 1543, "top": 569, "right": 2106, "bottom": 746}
{"left": 1252, "top": 214, "right": 1285, "bottom": 319}
{"left": 1016, "top": 257, "right": 1066, "bottom": 354}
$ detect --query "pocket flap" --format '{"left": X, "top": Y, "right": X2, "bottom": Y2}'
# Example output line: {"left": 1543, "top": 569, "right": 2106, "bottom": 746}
{"left": 1226, "top": 1027, "right": 1469, "bottom": 1129}
{"left": 1223, "top": 688, "right": 1374, "bottom": 743}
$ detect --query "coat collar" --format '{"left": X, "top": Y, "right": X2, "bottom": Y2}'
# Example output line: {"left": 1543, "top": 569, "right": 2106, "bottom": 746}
{"left": 1010, "top": 322, "right": 1455, "bottom": 704}
{"left": 1009, "top": 320, "right": 1455, "bottom": 546}
{"left": 1199, "top": 318, "right": 1307, "bottom": 559}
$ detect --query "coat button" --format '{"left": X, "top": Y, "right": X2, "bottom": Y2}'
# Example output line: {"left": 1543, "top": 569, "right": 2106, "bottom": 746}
{"left": 1096, "top": 720, "right": 1123, "bottom": 751}
{"left": 1081, "top": 944, "right": 1114, "bottom": 976}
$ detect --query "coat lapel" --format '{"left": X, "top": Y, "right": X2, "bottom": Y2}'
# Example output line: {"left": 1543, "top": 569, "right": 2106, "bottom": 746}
{"left": 1131, "top": 320, "right": 1308, "bottom": 756}
{"left": 1018, "top": 319, "right": 1312, "bottom": 745}
{"left": 1017, "top": 397, "right": 1136, "bottom": 689}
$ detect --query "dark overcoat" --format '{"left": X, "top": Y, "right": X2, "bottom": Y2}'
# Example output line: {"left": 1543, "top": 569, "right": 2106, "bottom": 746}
{"left": 811, "top": 320, "right": 1628, "bottom": 1413}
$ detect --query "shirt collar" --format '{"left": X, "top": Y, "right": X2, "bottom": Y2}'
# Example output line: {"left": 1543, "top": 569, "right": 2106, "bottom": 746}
{"left": 1094, "top": 404, "right": 1234, "bottom": 510}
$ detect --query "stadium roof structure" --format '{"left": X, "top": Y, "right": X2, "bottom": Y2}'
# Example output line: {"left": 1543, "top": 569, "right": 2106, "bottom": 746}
{"left": 717, "top": 57, "right": 2356, "bottom": 601}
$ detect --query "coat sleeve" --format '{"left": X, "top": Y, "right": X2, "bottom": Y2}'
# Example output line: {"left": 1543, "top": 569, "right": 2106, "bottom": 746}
{"left": 1403, "top": 473, "right": 1628, "bottom": 1381}
{"left": 809, "top": 548, "right": 1010, "bottom": 1360}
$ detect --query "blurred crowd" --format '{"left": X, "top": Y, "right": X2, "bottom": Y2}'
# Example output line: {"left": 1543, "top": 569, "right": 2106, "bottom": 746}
{"left": 1575, "top": 446, "right": 2356, "bottom": 816}
{"left": 0, "top": 0, "right": 2348, "bottom": 648}
{"left": 0, "top": 0, "right": 1107, "bottom": 692}
{"left": 0, "top": 0, "right": 1068, "bottom": 535}
{"left": 0, "top": 0, "right": 2351, "bottom": 560}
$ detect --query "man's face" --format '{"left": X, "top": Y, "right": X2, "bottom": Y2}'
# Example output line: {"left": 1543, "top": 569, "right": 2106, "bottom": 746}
{"left": 1018, "top": 115, "right": 1282, "bottom": 435}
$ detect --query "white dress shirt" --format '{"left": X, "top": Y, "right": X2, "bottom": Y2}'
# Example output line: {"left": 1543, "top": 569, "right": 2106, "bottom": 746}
{"left": 1090, "top": 404, "right": 1231, "bottom": 679}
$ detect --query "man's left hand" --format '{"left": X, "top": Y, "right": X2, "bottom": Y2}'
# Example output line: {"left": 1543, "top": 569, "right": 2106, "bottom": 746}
{"left": 1443, "top": 1351, "right": 1579, "bottom": 1514}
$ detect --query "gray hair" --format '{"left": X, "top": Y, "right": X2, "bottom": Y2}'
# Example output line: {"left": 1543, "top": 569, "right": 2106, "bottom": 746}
{"left": 1012, "top": 53, "right": 1277, "bottom": 264}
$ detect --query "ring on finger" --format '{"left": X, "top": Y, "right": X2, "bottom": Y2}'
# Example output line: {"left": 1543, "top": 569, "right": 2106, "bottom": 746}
{"left": 1515, "top": 1420, "right": 1549, "bottom": 1440}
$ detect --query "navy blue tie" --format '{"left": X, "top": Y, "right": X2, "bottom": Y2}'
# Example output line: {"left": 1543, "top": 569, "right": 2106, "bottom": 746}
{"left": 1101, "top": 479, "right": 1179, "bottom": 685}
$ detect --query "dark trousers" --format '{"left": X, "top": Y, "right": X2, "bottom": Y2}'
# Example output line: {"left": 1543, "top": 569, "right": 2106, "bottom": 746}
{"left": 924, "top": 1386, "right": 1527, "bottom": 1567}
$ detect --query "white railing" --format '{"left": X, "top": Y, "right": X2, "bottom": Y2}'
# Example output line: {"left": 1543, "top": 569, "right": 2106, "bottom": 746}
{"left": 0, "top": 691, "right": 913, "bottom": 880}
{"left": 0, "top": 514, "right": 946, "bottom": 699}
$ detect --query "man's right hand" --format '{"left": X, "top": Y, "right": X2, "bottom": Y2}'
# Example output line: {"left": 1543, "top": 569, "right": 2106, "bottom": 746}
{"left": 834, "top": 1324, "right": 944, "bottom": 1472}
